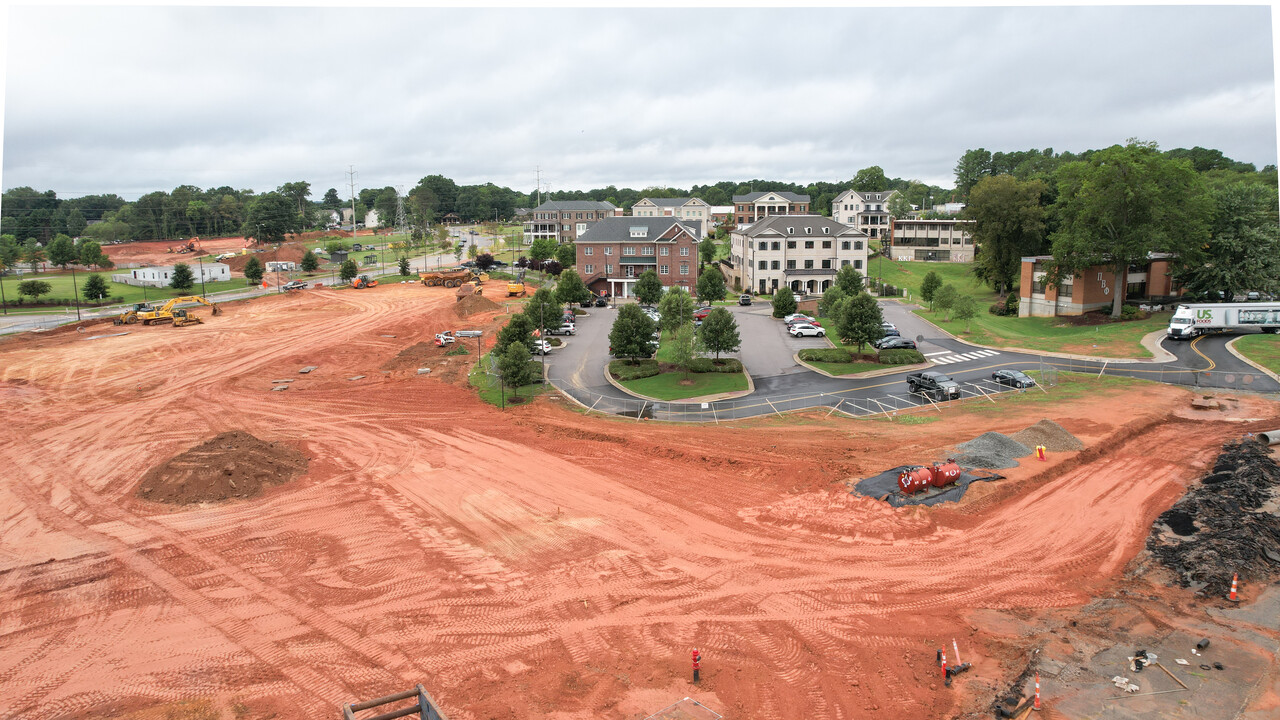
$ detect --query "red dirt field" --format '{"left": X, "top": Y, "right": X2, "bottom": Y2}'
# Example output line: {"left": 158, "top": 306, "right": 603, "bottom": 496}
{"left": 102, "top": 236, "right": 253, "bottom": 266}
{"left": 0, "top": 284, "right": 1276, "bottom": 720}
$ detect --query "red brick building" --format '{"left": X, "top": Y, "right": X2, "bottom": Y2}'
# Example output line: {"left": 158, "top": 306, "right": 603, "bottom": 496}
{"left": 1018, "top": 253, "right": 1181, "bottom": 316}
{"left": 575, "top": 217, "right": 702, "bottom": 298}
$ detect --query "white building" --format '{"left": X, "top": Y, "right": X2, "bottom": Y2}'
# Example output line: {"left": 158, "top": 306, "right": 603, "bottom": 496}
{"left": 365, "top": 208, "right": 381, "bottom": 229}
{"left": 265, "top": 261, "right": 297, "bottom": 272}
{"left": 831, "top": 189, "right": 897, "bottom": 240}
{"left": 729, "top": 215, "right": 869, "bottom": 296}
{"left": 629, "top": 197, "right": 713, "bottom": 236}
{"left": 112, "top": 262, "right": 231, "bottom": 288}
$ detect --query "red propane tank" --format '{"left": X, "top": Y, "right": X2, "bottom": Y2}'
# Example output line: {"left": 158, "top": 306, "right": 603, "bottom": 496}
{"left": 898, "top": 466, "right": 934, "bottom": 494}
{"left": 931, "top": 460, "right": 962, "bottom": 488}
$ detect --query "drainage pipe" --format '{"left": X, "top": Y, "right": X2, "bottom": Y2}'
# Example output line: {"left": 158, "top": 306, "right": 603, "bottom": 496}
{"left": 1257, "top": 429, "right": 1280, "bottom": 446}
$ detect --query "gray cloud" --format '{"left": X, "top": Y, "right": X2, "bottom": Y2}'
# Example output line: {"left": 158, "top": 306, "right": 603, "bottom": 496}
{"left": 3, "top": 5, "right": 1275, "bottom": 200}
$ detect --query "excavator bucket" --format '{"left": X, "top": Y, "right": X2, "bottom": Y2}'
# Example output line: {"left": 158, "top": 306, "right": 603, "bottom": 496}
{"left": 211, "top": 304, "right": 222, "bottom": 315}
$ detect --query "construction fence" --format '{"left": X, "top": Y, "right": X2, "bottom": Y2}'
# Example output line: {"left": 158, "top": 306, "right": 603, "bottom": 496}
{"left": 1048, "top": 359, "right": 1279, "bottom": 394}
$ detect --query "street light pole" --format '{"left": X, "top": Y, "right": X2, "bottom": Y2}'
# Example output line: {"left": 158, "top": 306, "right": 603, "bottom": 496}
{"left": 198, "top": 255, "right": 207, "bottom": 297}
{"left": 70, "top": 266, "right": 81, "bottom": 322}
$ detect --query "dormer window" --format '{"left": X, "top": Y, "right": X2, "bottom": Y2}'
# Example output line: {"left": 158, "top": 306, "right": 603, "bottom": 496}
{"left": 629, "top": 226, "right": 648, "bottom": 238}
{"left": 804, "top": 227, "right": 812, "bottom": 234}
{"left": 823, "top": 227, "right": 831, "bottom": 235}
{"left": 787, "top": 227, "right": 794, "bottom": 235}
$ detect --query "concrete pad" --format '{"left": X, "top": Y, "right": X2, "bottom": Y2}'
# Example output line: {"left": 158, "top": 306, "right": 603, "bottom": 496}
{"left": 271, "top": 385, "right": 288, "bottom": 392}
{"left": 299, "top": 366, "right": 318, "bottom": 374}
{"left": 417, "top": 367, "right": 431, "bottom": 374}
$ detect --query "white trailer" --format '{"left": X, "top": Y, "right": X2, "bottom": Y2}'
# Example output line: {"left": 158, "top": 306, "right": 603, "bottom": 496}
{"left": 1167, "top": 303, "right": 1280, "bottom": 339}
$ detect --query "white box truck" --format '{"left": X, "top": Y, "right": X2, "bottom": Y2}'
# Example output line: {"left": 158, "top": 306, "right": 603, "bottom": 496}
{"left": 1167, "top": 303, "right": 1280, "bottom": 339}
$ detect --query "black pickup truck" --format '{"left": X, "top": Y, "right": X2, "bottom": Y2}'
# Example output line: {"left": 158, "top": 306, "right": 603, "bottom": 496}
{"left": 906, "top": 371, "right": 962, "bottom": 401}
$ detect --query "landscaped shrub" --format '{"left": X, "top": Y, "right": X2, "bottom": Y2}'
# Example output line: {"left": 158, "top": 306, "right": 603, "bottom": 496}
{"left": 445, "top": 345, "right": 470, "bottom": 356}
{"left": 799, "top": 348, "right": 853, "bottom": 363}
{"left": 1120, "top": 304, "right": 1141, "bottom": 320}
{"left": 610, "top": 358, "right": 660, "bottom": 381}
{"left": 877, "top": 348, "right": 927, "bottom": 364}
{"left": 688, "top": 358, "right": 744, "bottom": 373}
{"left": 989, "top": 295, "right": 1020, "bottom": 316}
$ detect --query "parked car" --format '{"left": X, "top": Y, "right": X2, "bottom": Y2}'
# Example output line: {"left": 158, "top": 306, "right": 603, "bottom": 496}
{"left": 906, "top": 371, "right": 961, "bottom": 401}
{"left": 281, "top": 280, "right": 308, "bottom": 291}
{"left": 693, "top": 307, "right": 714, "bottom": 321}
{"left": 873, "top": 336, "right": 916, "bottom": 350}
{"left": 739, "top": 294, "right": 752, "bottom": 306}
{"left": 352, "top": 243, "right": 363, "bottom": 251}
{"left": 783, "top": 313, "right": 816, "bottom": 324}
{"left": 991, "top": 369, "right": 1037, "bottom": 388}
{"left": 547, "top": 322, "right": 575, "bottom": 336}
{"left": 880, "top": 324, "right": 901, "bottom": 337}
{"left": 533, "top": 339, "right": 554, "bottom": 355}
{"left": 595, "top": 296, "right": 609, "bottom": 307}
{"left": 789, "top": 323, "right": 826, "bottom": 338}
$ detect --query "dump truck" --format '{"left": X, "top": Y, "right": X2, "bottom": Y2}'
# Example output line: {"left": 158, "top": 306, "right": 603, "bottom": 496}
{"left": 420, "top": 269, "right": 487, "bottom": 288}
{"left": 1167, "top": 302, "right": 1280, "bottom": 339}
{"left": 114, "top": 296, "right": 221, "bottom": 326}
{"left": 506, "top": 282, "right": 527, "bottom": 297}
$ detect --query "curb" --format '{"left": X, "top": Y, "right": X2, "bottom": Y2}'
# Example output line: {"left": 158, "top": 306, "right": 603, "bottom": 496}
{"left": 1225, "top": 336, "right": 1280, "bottom": 384}
{"left": 603, "top": 360, "right": 754, "bottom": 403}
{"left": 792, "top": 351, "right": 931, "bottom": 379}
{"left": 909, "top": 309, "right": 1166, "bottom": 364}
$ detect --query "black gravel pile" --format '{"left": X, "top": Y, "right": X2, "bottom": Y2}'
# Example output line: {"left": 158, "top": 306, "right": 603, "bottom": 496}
{"left": 954, "top": 432, "right": 1032, "bottom": 469}
{"left": 1147, "top": 438, "right": 1280, "bottom": 597}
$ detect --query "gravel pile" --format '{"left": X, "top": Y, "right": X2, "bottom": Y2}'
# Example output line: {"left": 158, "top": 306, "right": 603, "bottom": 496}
{"left": 1147, "top": 438, "right": 1280, "bottom": 597}
{"left": 1009, "top": 419, "right": 1085, "bottom": 452}
{"left": 954, "top": 432, "right": 1031, "bottom": 469}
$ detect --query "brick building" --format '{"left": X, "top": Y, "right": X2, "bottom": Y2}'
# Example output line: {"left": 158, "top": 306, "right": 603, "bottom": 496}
{"left": 1018, "top": 253, "right": 1181, "bottom": 317}
{"left": 888, "top": 218, "right": 977, "bottom": 262}
{"left": 575, "top": 217, "right": 702, "bottom": 298}
{"left": 728, "top": 215, "right": 868, "bottom": 296}
{"left": 732, "top": 191, "right": 810, "bottom": 226}
{"left": 523, "top": 200, "right": 620, "bottom": 245}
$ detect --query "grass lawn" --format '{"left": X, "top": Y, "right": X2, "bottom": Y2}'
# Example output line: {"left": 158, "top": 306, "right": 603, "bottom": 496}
{"left": 915, "top": 307, "right": 1169, "bottom": 358}
{"left": 804, "top": 360, "right": 900, "bottom": 376}
{"left": 467, "top": 352, "right": 549, "bottom": 406}
{"left": 1, "top": 272, "right": 251, "bottom": 309}
{"left": 1233, "top": 333, "right": 1280, "bottom": 374}
{"left": 869, "top": 258, "right": 998, "bottom": 303}
{"left": 617, "top": 370, "right": 748, "bottom": 401}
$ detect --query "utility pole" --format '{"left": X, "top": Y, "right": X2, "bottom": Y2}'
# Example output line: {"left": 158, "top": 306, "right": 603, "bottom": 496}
{"left": 535, "top": 166, "right": 542, "bottom": 209}
{"left": 347, "top": 166, "right": 359, "bottom": 242}
{"left": 70, "top": 266, "right": 81, "bottom": 322}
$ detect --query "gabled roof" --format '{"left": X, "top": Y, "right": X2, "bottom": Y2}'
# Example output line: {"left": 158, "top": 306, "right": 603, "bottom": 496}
{"left": 834, "top": 188, "right": 899, "bottom": 203}
{"left": 532, "top": 200, "right": 618, "bottom": 211}
{"left": 577, "top": 217, "right": 701, "bottom": 243}
{"left": 737, "top": 214, "right": 863, "bottom": 238}
{"left": 635, "top": 197, "right": 710, "bottom": 208}
{"left": 732, "top": 191, "right": 810, "bottom": 203}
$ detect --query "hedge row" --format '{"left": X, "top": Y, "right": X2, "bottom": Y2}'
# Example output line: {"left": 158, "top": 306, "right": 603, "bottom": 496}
{"left": 877, "top": 348, "right": 927, "bottom": 364}
{"left": 610, "top": 358, "right": 660, "bottom": 381}
{"left": 3, "top": 296, "right": 128, "bottom": 307}
{"left": 688, "top": 358, "right": 743, "bottom": 373}
{"left": 799, "top": 348, "right": 853, "bottom": 363}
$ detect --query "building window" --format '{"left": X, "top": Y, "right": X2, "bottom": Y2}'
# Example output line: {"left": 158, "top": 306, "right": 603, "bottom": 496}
{"left": 804, "top": 259, "right": 814, "bottom": 269}
{"left": 772, "top": 242, "right": 781, "bottom": 250}
{"left": 623, "top": 246, "right": 636, "bottom": 255}
{"left": 758, "top": 241, "right": 768, "bottom": 250}
{"left": 854, "top": 260, "right": 862, "bottom": 270}
{"left": 642, "top": 246, "right": 654, "bottom": 256}
{"left": 605, "top": 264, "right": 614, "bottom": 274}
{"left": 604, "top": 247, "right": 612, "bottom": 255}
{"left": 680, "top": 247, "right": 690, "bottom": 256}
{"left": 585, "top": 264, "right": 594, "bottom": 274}
{"left": 786, "top": 260, "right": 796, "bottom": 270}
{"left": 786, "top": 241, "right": 796, "bottom": 249}
{"left": 661, "top": 265, "right": 670, "bottom": 274}
{"left": 787, "top": 227, "right": 794, "bottom": 234}
{"left": 758, "top": 260, "right": 768, "bottom": 270}
{"left": 823, "top": 227, "right": 830, "bottom": 234}
{"left": 584, "top": 246, "right": 593, "bottom": 256}
{"left": 660, "top": 247, "right": 669, "bottom": 256}
{"left": 841, "top": 259, "right": 850, "bottom": 267}
{"left": 1059, "top": 283, "right": 1074, "bottom": 298}
{"left": 841, "top": 241, "right": 850, "bottom": 250}
{"left": 821, "top": 259, "right": 831, "bottom": 269}
{"left": 1032, "top": 279, "right": 1045, "bottom": 294}
{"left": 680, "top": 264, "right": 689, "bottom": 275}
{"left": 771, "top": 261, "right": 780, "bottom": 270}
{"left": 854, "top": 241, "right": 863, "bottom": 250}
{"left": 804, "top": 241, "right": 814, "bottom": 249}
{"left": 822, "top": 240, "right": 832, "bottom": 249}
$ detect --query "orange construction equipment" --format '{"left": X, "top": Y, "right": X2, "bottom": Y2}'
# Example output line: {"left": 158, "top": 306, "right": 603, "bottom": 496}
{"left": 351, "top": 274, "right": 378, "bottom": 289}
{"left": 167, "top": 237, "right": 202, "bottom": 254}
{"left": 897, "top": 466, "right": 933, "bottom": 495}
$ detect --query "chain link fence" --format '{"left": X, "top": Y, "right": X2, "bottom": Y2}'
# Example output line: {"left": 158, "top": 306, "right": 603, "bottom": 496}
{"left": 1044, "top": 358, "right": 1277, "bottom": 394}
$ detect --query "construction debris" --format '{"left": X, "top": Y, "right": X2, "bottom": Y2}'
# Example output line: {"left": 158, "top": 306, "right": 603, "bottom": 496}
{"left": 953, "top": 431, "right": 1031, "bottom": 469}
{"left": 299, "top": 366, "right": 318, "bottom": 374}
{"left": 271, "top": 385, "right": 289, "bottom": 392}
{"left": 1147, "top": 438, "right": 1280, "bottom": 597}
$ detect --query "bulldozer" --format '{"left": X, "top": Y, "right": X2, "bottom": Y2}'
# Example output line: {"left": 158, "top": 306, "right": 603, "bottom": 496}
{"left": 455, "top": 281, "right": 483, "bottom": 302}
{"left": 114, "top": 296, "right": 221, "bottom": 326}
{"left": 351, "top": 274, "right": 379, "bottom": 289}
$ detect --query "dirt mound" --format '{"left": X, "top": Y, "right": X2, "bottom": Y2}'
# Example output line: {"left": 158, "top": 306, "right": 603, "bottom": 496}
{"left": 382, "top": 341, "right": 445, "bottom": 371}
{"left": 222, "top": 243, "right": 309, "bottom": 273}
{"left": 1009, "top": 419, "right": 1085, "bottom": 452}
{"left": 954, "top": 431, "right": 1031, "bottom": 469}
{"left": 1147, "top": 438, "right": 1280, "bottom": 596}
{"left": 455, "top": 293, "right": 501, "bottom": 318}
{"left": 136, "top": 431, "right": 307, "bottom": 504}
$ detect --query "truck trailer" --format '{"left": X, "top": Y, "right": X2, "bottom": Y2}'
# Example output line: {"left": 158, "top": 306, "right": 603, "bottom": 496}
{"left": 1166, "top": 303, "right": 1280, "bottom": 339}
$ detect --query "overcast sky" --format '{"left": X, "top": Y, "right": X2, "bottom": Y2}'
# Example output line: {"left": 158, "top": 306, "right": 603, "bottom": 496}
{"left": 2, "top": 3, "right": 1277, "bottom": 201}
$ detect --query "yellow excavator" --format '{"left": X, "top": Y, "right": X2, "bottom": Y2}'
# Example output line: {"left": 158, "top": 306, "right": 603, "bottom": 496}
{"left": 114, "top": 296, "right": 221, "bottom": 326}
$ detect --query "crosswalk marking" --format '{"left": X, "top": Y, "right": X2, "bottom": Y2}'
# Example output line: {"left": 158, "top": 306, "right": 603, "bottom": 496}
{"left": 929, "top": 349, "right": 999, "bottom": 365}
{"left": 923, "top": 350, "right": 951, "bottom": 357}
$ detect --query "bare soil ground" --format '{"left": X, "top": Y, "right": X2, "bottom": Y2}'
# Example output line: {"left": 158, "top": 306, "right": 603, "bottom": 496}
{"left": 0, "top": 284, "right": 1277, "bottom": 720}
{"left": 103, "top": 236, "right": 251, "bottom": 266}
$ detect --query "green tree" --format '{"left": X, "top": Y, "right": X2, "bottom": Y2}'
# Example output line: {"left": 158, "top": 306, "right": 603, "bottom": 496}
{"left": 844, "top": 292, "right": 884, "bottom": 354}
{"left": 965, "top": 175, "right": 1047, "bottom": 296}
{"left": 169, "top": 262, "right": 195, "bottom": 291}
{"left": 953, "top": 295, "right": 978, "bottom": 331}
{"left": 323, "top": 239, "right": 350, "bottom": 254}
{"left": 496, "top": 312, "right": 537, "bottom": 355}
{"left": 1050, "top": 140, "right": 1212, "bottom": 317}
{"left": 633, "top": 269, "right": 663, "bottom": 305}
{"left": 695, "top": 264, "right": 727, "bottom": 302}
{"left": 529, "top": 237, "right": 558, "bottom": 265}
{"left": 498, "top": 341, "right": 536, "bottom": 394}
{"left": 398, "top": 256, "right": 411, "bottom": 276}
{"left": 771, "top": 286, "right": 797, "bottom": 318}
{"left": 834, "top": 264, "right": 863, "bottom": 295}
{"left": 555, "top": 241, "right": 576, "bottom": 268}
{"left": 47, "top": 234, "right": 77, "bottom": 268}
{"left": 242, "top": 192, "right": 300, "bottom": 244}
{"left": 555, "top": 268, "right": 593, "bottom": 307}
{"left": 608, "top": 304, "right": 657, "bottom": 361}
{"left": 301, "top": 250, "right": 319, "bottom": 272}
{"left": 82, "top": 273, "right": 109, "bottom": 304}
{"left": 699, "top": 236, "right": 717, "bottom": 266}
{"left": 467, "top": 243, "right": 479, "bottom": 260}
{"left": 954, "top": 148, "right": 993, "bottom": 199}
{"left": 65, "top": 208, "right": 87, "bottom": 237}
{"left": 242, "top": 256, "right": 264, "bottom": 284}
{"left": 699, "top": 307, "right": 741, "bottom": 360}
{"left": 77, "top": 240, "right": 108, "bottom": 269}
{"left": 934, "top": 284, "right": 959, "bottom": 320}
{"left": 920, "top": 271, "right": 943, "bottom": 309}
{"left": 669, "top": 322, "right": 697, "bottom": 379}
{"left": 453, "top": 243, "right": 465, "bottom": 264}
{"left": 886, "top": 192, "right": 914, "bottom": 220}
{"left": 321, "top": 188, "right": 343, "bottom": 211}
{"left": 852, "top": 166, "right": 889, "bottom": 192}
{"left": 522, "top": 288, "right": 560, "bottom": 335}
{"left": 658, "top": 284, "right": 696, "bottom": 331}
{"left": 339, "top": 259, "right": 358, "bottom": 283}
{"left": 1173, "top": 183, "right": 1280, "bottom": 299}
{"left": 818, "top": 285, "right": 847, "bottom": 318}
{"left": 23, "top": 239, "right": 45, "bottom": 272}
{"left": 16, "top": 279, "right": 51, "bottom": 304}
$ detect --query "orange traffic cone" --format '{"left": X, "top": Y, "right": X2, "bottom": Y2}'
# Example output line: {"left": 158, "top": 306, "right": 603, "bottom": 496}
{"left": 940, "top": 650, "right": 947, "bottom": 681}
{"left": 1229, "top": 573, "right": 1239, "bottom": 601}
{"left": 1033, "top": 671, "right": 1041, "bottom": 710}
